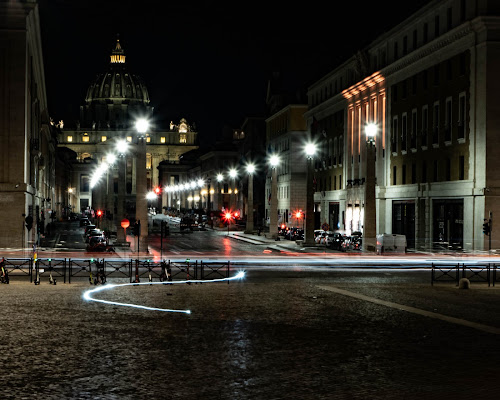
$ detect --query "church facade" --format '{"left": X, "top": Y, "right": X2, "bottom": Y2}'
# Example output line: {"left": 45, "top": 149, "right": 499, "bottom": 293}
{"left": 58, "top": 39, "right": 198, "bottom": 234}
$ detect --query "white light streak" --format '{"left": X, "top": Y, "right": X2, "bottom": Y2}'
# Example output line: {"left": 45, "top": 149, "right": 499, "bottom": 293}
{"left": 83, "top": 272, "right": 245, "bottom": 314}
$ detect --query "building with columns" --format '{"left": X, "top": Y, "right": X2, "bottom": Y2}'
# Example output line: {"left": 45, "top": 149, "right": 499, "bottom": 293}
{"left": 0, "top": 0, "right": 57, "bottom": 248}
{"left": 305, "top": 0, "right": 500, "bottom": 251}
{"left": 57, "top": 39, "right": 198, "bottom": 235}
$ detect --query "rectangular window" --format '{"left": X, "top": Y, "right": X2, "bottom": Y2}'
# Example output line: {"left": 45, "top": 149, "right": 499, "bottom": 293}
{"left": 447, "top": 7, "right": 452, "bottom": 30}
{"left": 422, "top": 106, "right": 428, "bottom": 147}
{"left": 160, "top": 137, "right": 166, "bottom": 143}
{"left": 411, "top": 163, "right": 416, "bottom": 184}
{"left": 146, "top": 137, "right": 151, "bottom": 143}
{"left": 433, "top": 160, "right": 439, "bottom": 182}
{"left": 412, "top": 76, "right": 417, "bottom": 95}
{"left": 334, "top": 175, "right": 337, "bottom": 190}
{"left": 423, "top": 23, "right": 428, "bottom": 44}
{"left": 180, "top": 134, "right": 187, "bottom": 143}
{"left": 458, "top": 93, "right": 466, "bottom": 140}
{"left": 67, "top": 136, "right": 73, "bottom": 142}
{"left": 339, "top": 174, "right": 342, "bottom": 190}
{"left": 445, "top": 98, "right": 452, "bottom": 142}
{"left": 423, "top": 70, "right": 428, "bottom": 90}
{"left": 392, "top": 117, "right": 398, "bottom": 153}
{"left": 446, "top": 158, "right": 451, "bottom": 181}
{"left": 460, "top": 0, "right": 466, "bottom": 23}
{"left": 433, "top": 102, "right": 440, "bottom": 144}
{"left": 82, "top": 135, "right": 89, "bottom": 142}
{"left": 80, "top": 175, "right": 90, "bottom": 192}
{"left": 459, "top": 52, "right": 466, "bottom": 75}
{"left": 459, "top": 155, "right": 465, "bottom": 180}
{"left": 434, "top": 65, "right": 440, "bottom": 85}
{"left": 422, "top": 162, "right": 427, "bottom": 183}
{"left": 393, "top": 166, "right": 397, "bottom": 185}
{"left": 394, "top": 41, "right": 398, "bottom": 59}
{"left": 402, "top": 114, "right": 407, "bottom": 152}
{"left": 402, "top": 164, "right": 407, "bottom": 185}
{"left": 411, "top": 109, "right": 417, "bottom": 149}
{"left": 447, "top": 59, "right": 452, "bottom": 80}
{"left": 126, "top": 136, "right": 132, "bottom": 142}
{"left": 413, "top": 30, "right": 417, "bottom": 50}
{"left": 403, "top": 36, "right": 408, "bottom": 55}
{"left": 101, "top": 136, "right": 107, "bottom": 142}
{"left": 435, "top": 15, "right": 440, "bottom": 37}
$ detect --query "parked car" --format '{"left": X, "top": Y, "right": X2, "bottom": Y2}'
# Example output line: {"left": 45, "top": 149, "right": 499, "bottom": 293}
{"left": 86, "top": 229, "right": 104, "bottom": 243}
{"left": 291, "top": 229, "right": 304, "bottom": 241}
{"left": 80, "top": 217, "right": 91, "bottom": 227}
{"left": 329, "top": 232, "right": 347, "bottom": 251}
{"left": 350, "top": 231, "right": 363, "bottom": 250}
{"left": 180, "top": 217, "right": 197, "bottom": 231}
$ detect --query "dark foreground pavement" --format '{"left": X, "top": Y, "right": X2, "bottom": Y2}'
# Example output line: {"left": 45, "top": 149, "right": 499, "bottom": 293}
{"left": 1, "top": 269, "right": 500, "bottom": 399}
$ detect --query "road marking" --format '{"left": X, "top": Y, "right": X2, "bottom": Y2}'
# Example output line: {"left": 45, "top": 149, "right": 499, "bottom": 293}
{"left": 317, "top": 285, "right": 500, "bottom": 335}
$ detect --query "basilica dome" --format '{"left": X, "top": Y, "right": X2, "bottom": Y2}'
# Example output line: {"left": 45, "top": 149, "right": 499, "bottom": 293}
{"left": 79, "top": 39, "right": 153, "bottom": 130}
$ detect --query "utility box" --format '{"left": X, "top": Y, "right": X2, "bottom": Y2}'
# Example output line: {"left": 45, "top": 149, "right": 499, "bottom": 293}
{"left": 376, "top": 234, "right": 407, "bottom": 254}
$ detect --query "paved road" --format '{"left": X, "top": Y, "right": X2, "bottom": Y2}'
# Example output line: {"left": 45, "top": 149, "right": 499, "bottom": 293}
{"left": 1, "top": 268, "right": 499, "bottom": 399}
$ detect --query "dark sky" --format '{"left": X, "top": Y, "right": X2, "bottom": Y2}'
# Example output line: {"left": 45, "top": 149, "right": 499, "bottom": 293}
{"left": 38, "top": 0, "right": 432, "bottom": 147}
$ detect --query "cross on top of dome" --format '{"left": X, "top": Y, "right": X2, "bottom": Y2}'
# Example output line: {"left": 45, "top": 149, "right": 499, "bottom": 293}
{"left": 110, "top": 37, "right": 125, "bottom": 64}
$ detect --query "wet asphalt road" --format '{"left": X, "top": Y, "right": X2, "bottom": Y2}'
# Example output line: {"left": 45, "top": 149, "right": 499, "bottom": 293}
{"left": 1, "top": 268, "right": 499, "bottom": 399}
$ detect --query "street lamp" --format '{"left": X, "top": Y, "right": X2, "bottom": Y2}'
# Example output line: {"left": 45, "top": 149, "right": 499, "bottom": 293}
{"left": 245, "top": 163, "right": 256, "bottom": 234}
{"left": 229, "top": 168, "right": 237, "bottom": 212}
{"left": 135, "top": 118, "right": 150, "bottom": 254}
{"left": 115, "top": 139, "right": 128, "bottom": 245}
{"left": 363, "top": 123, "right": 377, "bottom": 252}
{"left": 303, "top": 142, "right": 317, "bottom": 246}
{"left": 269, "top": 154, "right": 280, "bottom": 239}
{"left": 67, "top": 188, "right": 73, "bottom": 219}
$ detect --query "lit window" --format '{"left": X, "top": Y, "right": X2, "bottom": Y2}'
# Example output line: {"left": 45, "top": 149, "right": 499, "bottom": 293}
{"left": 160, "top": 137, "right": 166, "bottom": 143}
{"left": 180, "top": 134, "right": 187, "bottom": 143}
{"left": 101, "top": 136, "right": 107, "bottom": 142}
{"left": 82, "top": 134, "right": 90, "bottom": 142}
{"left": 179, "top": 123, "right": 188, "bottom": 133}
{"left": 67, "top": 136, "right": 73, "bottom": 142}
{"left": 146, "top": 136, "right": 151, "bottom": 143}
{"left": 126, "top": 136, "right": 132, "bottom": 142}
{"left": 146, "top": 154, "right": 152, "bottom": 170}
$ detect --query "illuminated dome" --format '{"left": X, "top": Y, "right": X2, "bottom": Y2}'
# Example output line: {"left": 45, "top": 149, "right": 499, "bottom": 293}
{"left": 79, "top": 38, "right": 152, "bottom": 129}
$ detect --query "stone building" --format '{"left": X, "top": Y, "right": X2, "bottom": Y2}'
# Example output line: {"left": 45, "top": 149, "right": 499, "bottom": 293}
{"left": 0, "top": 0, "right": 56, "bottom": 248}
{"left": 305, "top": 0, "right": 500, "bottom": 251}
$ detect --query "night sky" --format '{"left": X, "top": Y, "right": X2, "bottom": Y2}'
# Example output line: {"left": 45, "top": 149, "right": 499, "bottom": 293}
{"left": 38, "top": 0, "right": 432, "bottom": 147}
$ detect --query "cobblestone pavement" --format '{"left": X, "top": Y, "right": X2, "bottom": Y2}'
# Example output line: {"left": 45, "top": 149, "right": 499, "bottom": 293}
{"left": 1, "top": 269, "right": 499, "bottom": 399}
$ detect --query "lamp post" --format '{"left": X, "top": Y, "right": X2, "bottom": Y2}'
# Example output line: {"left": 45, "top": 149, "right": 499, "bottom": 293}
{"left": 269, "top": 154, "right": 280, "bottom": 239}
{"left": 303, "top": 142, "right": 317, "bottom": 246}
{"left": 363, "top": 123, "right": 377, "bottom": 252}
{"left": 115, "top": 139, "right": 128, "bottom": 245}
{"left": 245, "top": 163, "right": 255, "bottom": 234}
{"left": 229, "top": 168, "right": 237, "bottom": 212}
{"left": 67, "top": 188, "right": 73, "bottom": 219}
{"left": 135, "top": 118, "right": 149, "bottom": 254}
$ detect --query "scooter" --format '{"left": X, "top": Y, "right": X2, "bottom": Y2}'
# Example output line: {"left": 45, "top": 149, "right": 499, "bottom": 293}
{"left": 93, "top": 259, "right": 106, "bottom": 285}
{"left": 159, "top": 261, "right": 172, "bottom": 283}
{"left": 0, "top": 258, "right": 9, "bottom": 284}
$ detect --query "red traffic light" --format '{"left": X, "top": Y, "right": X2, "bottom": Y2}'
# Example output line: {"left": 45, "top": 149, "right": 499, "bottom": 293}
{"left": 154, "top": 186, "right": 161, "bottom": 195}
{"left": 295, "top": 211, "right": 302, "bottom": 219}
{"left": 96, "top": 210, "right": 103, "bottom": 217}
{"left": 234, "top": 211, "right": 239, "bottom": 218}
{"left": 225, "top": 212, "right": 232, "bottom": 220}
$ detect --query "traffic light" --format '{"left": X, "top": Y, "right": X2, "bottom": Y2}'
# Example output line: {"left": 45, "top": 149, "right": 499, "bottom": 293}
{"left": 96, "top": 210, "right": 103, "bottom": 218}
{"left": 154, "top": 186, "right": 161, "bottom": 195}
{"left": 234, "top": 211, "right": 239, "bottom": 218}
{"left": 483, "top": 219, "right": 490, "bottom": 235}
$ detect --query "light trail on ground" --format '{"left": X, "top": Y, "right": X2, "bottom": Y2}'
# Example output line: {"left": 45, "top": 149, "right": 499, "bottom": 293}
{"left": 83, "top": 271, "right": 245, "bottom": 314}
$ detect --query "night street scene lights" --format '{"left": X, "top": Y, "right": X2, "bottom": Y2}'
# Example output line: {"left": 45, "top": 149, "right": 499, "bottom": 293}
{"left": 135, "top": 118, "right": 150, "bottom": 253}
{"left": 268, "top": 154, "right": 280, "bottom": 239}
{"left": 303, "top": 142, "right": 317, "bottom": 245}
{"left": 363, "top": 122, "right": 377, "bottom": 252}
{"left": 245, "top": 163, "right": 256, "bottom": 233}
